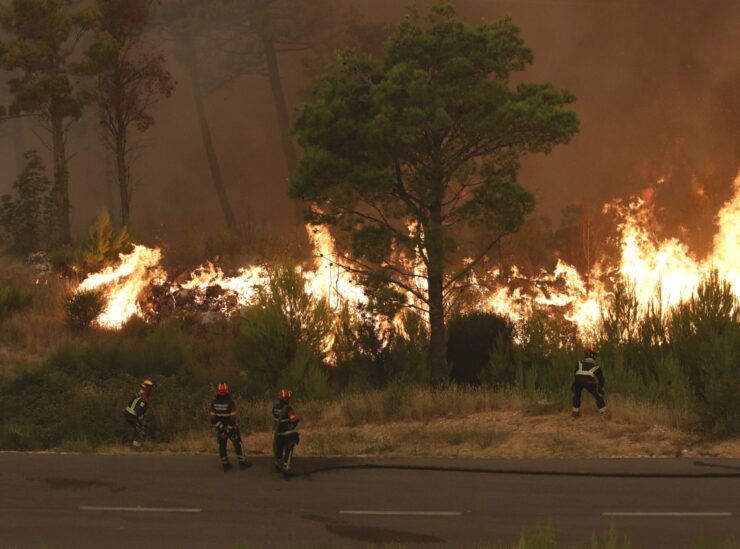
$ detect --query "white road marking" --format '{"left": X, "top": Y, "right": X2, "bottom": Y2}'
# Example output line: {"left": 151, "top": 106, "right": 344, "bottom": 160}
{"left": 603, "top": 512, "right": 732, "bottom": 517}
{"left": 80, "top": 506, "right": 201, "bottom": 513}
{"left": 339, "top": 510, "right": 461, "bottom": 516}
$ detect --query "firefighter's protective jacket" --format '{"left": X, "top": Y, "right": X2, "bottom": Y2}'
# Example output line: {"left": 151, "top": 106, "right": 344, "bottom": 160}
{"left": 272, "top": 401, "right": 299, "bottom": 435}
{"left": 574, "top": 357, "right": 605, "bottom": 388}
{"left": 210, "top": 395, "right": 238, "bottom": 427}
{"left": 124, "top": 391, "right": 149, "bottom": 420}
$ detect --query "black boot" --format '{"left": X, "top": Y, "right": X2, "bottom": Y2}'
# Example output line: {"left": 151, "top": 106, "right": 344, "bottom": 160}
{"left": 222, "top": 462, "right": 232, "bottom": 472}
{"left": 239, "top": 460, "right": 250, "bottom": 470}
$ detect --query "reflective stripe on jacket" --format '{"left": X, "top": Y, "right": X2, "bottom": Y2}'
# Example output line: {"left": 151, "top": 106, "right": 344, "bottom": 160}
{"left": 210, "top": 395, "right": 237, "bottom": 425}
{"left": 575, "top": 358, "right": 599, "bottom": 378}
{"left": 124, "top": 394, "right": 147, "bottom": 419}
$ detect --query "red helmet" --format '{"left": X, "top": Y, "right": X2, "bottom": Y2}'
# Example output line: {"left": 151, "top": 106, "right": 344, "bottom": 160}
{"left": 279, "top": 388, "right": 292, "bottom": 402}
{"left": 217, "top": 383, "right": 229, "bottom": 395}
{"left": 584, "top": 347, "right": 598, "bottom": 359}
{"left": 141, "top": 379, "right": 156, "bottom": 391}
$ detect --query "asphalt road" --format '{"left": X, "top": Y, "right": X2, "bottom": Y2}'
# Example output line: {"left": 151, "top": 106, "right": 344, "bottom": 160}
{"left": 0, "top": 454, "right": 738, "bottom": 549}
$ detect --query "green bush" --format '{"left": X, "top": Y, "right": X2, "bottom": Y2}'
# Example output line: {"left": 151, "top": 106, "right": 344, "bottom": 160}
{"left": 447, "top": 311, "right": 513, "bottom": 386}
{"left": 0, "top": 284, "right": 33, "bottom": 321}
{"left": 0, "top": 326, "right": 209, "bottom": 450}
{"left": 667, "top": 275, "right": 740, "bottom": 434}
{"left": 513, "top": 309, "right": 578, "bottom": 392}
{"left": 65, "top": 289, "right": 105, "bottom": 330}
{"left": 49, "top": 324, "right": 201, "bottom": 381}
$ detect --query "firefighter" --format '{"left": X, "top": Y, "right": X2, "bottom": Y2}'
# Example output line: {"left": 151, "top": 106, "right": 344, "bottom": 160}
{"left": 272, "top": 388, "right": 300, "bottom": 471}
{"left": 123, "top": 379, "right": 156, "bottom": 448}
{"left": 572, "top": 348, "right": 606, "bottom": 418}
{"left": 209, "top": 383, "right": 249, "bottom": 472}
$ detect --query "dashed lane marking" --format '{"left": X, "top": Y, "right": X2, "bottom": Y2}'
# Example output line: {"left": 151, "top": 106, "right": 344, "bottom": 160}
{"left": 339, "top": 510, "right": 461, "bottom": 516}
{"left": 80, "top": 506, "right": 201, "bottom": 513}
{"left": 603, "top": 512, "right": 732, "bottom": 517}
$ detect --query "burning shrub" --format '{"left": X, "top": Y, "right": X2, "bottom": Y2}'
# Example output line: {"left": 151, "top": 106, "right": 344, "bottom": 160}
{"left": 332, "top": 308, "right": 428, "bottom": 390}
{"left": 235, "top": 264, "right": 334, "bottom": 398}
{"left": 447, "top": 312, "right": 513, "bottom": 386}
{"left": 65, "top": 288, "right": 105, "bottom": 330}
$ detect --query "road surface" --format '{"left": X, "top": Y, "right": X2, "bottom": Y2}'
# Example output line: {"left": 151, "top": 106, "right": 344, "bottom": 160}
{"left": 0, "top": 454, "right": 738, "bottom": 548}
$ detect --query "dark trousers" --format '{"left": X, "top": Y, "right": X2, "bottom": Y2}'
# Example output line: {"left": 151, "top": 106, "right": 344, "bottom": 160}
{"left": 217, "top": 426, "right": 245, "bottom": 464}
{"left": 123, "top": 412, "right": 145, "bottom": 444}
{"left": 572, "top": 376, "right": 606, "bottom": 409}
{"left": 274, "top": 432, "right": 299, "bottom": 462}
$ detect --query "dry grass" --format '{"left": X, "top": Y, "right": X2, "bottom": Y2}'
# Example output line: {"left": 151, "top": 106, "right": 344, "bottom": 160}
{"left": 96, "top": 388, "right": 739, "bottom": 458}
{"left": 0, "top": 257, "right": 73, "bottom": 375}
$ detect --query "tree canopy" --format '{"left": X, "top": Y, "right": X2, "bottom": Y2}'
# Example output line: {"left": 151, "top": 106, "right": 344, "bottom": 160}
{"left": 291, "top": 4, "right": 579, "bottom": 385}
{"left": 0, "top": 0, "right": 99, "bottom": 245}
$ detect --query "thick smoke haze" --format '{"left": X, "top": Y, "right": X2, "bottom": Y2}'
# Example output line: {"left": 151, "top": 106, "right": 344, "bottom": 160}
{"left": 0, "top": 0, "right": 738, "bottom": 256}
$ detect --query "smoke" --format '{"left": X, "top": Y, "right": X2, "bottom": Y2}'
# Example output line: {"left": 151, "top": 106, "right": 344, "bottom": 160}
{"left": 0, "top": 0, "right": 737, "bottom": 258}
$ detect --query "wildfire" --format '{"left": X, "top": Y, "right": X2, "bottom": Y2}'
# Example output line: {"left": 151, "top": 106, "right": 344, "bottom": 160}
{"left": 75, "top": 170, "right": 740, "bottom": 341}
{"left": 179, "top": 262, "right": 270, "bottom": 308}
{"left": 479, "top": 170, "right": 740, "bottom": 341}
{"left": 76, "top": 245, "right": 166, "bottom": 329}
{"left": 304, "top": 225, "right": 367, "bottom": 309}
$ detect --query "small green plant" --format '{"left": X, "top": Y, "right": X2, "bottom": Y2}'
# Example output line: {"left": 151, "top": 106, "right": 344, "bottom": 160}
{"left": 515, "top": 519, "right": 558, "bottom": 549}
{"left": 78, "top": 210, "right": 130, "bottom": 273}
{"left": 65, "top": 289, "right": 105, "bottom": 330}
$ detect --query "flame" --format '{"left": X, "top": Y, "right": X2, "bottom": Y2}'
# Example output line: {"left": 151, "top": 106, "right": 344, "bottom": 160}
{"left": 304, "top": 225, "right": 367, "bottom": 309}
{"left": 478, "top": 169, "right": 740, "bottom": 341}
{"left": 76, "top": 245, "right": 166, "bottom": 329}
{"left": 179, "top": 262, "right": 270, "bottom": 308}
{"left": 77, "top": 170, "right": 740, "bottom": 345}
{"left": 710, "top": 172, "right": 740, "bottom": 292}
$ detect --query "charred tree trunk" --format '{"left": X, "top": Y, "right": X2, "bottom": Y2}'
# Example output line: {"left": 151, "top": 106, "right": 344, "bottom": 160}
{"left": 261, "top": 30, "right": 304, "bottom": 226}
{"left": 50, "top": 114, "right": 71, "bottom": 245}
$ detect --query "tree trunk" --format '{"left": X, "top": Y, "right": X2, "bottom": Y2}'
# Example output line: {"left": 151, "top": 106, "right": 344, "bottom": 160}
{"left": 115, "top": 132, "right": 130, "bottom": 227}
{"left": 426, "top": 208, "right": 447, "bottom": 387}
{"left": 427, "top": 269, "right": 447, "bottom": 388}
{"left": 50, "top": 114, "right": 71, "bottom": 245}
{"left": 185, "top": 53, "right": 237, "bottom": 231}
{"left": 104, "top": 147, "right": 117, "bottom": 226}
{"left": 12, "top": 118, "right": 26, "bottom": 177}
{"left": 261, "top": 29, "right": 304, "bottom": 226}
